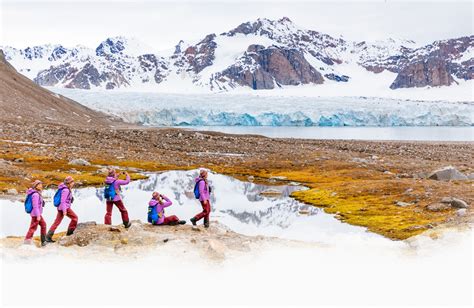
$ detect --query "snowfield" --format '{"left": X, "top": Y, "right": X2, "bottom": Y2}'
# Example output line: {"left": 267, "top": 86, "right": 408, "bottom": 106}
{"left": 51, "top": 88, "right": 474, "bottom": 127}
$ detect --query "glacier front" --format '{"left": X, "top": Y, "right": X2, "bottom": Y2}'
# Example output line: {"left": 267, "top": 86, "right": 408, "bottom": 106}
{"left": 51, "top": 88, "right": 474, "bottom": 127}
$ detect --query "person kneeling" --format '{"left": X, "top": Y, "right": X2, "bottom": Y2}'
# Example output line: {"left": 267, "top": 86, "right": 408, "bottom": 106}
{"left": 148, "top": 192, "right": 185, "bottom": 226}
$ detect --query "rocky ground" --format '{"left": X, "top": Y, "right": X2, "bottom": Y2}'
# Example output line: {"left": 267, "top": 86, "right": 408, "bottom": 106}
{"left": 0, "top": 220, "right": 301, "bottom": 262}
{"left": 1, "top": 120, "right": 473, "bottom": 240}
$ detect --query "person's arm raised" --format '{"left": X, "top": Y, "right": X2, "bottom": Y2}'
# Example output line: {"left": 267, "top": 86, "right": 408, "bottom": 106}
{"left": 116, "top": 173, "right": 131, "bottom": 186}
{"left": 161, "top": 195, "right": 173, "bottom": 207}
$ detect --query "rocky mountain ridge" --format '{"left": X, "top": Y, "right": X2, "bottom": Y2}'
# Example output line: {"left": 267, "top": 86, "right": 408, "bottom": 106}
{"left": 2, "top": 17, "right": 472, "bottom": 91}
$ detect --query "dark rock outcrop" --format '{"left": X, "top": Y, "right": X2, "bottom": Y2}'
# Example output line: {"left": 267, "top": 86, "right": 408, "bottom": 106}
{"left": 390, "top": 57, "right": 454, "bottom": 89}
{"left": 182, "top": 34, "right": 217, "bottom": 74}
{"left": 389, "top": 36, "right": 473, "bottom": 89}
{"left": 215, "top": 44, "right": 324, "bottom": 90}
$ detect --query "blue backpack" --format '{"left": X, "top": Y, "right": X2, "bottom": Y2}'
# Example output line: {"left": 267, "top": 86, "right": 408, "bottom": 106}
{"left": 104, "top": 181, "right": 117, "bottom": 201}
{"left": 24, "top": 191, "right": 36, "bottom": 213}
{"left": 194, "top": 179, "right": 211, "bottom": 199}
{"left": 53, "top": 187, "right": 68, "bottom": 207}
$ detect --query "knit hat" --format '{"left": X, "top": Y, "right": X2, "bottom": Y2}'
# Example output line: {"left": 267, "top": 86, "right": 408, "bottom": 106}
{"left": 64, "top": 176, "right": 74, "bottom": 184}
{"left": 31, "top": 180, "right": 42, "bottom": 189}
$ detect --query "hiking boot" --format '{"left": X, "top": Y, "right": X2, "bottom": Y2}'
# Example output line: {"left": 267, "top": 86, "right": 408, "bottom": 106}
{"left": 45, "top": 231, "right": 56, "bottom": 243}
{"left": 40, "top": 234, "right": 47, "bottom": 247}
{"left": 204, "top": 222, "right": 210, "bottom": 228}
{"left": 123, "top": 221, "right": 132, "bottom": 229}
{"left": 66, "top": 229, "right": 75, "bottom": 236}
{"left": 179, "top": 220, "right": 186, "bottom": 225}
{"left": 190, "top": 217, "right": 197, "bottom": 226}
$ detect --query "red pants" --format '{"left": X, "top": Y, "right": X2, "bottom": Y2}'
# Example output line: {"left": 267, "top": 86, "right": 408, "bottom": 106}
{"left": 105, "top": 200, "right": 129, "bottom": 225}
{"left": 194, "top": 200, "right": 211, "bottom": 223}
{"left": 49, "top": 208, "right": 78, "bottom": 233}
{"left": 25, "top": 216, "right": 46, "bottom": 240}
{"left": 162, "top": 215, "right": 179, "bottom": 225}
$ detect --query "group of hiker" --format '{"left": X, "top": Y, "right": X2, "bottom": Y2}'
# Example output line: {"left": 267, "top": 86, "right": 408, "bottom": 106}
{"left": 24, "top": 168, "right": 212, "bottom": 246}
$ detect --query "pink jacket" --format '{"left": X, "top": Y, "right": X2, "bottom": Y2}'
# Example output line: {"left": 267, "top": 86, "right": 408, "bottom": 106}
{"left": 27, "top": 188, "right": 44, "bottom": 217}
{"left": 105, "top": 174, "right": 130, "bottom": 201}
{"left": 195, "top": 177, "right": 210, "bottom": 202}
{"left": 148, "top": 195, "right": 172, "bottom": 225}
{"left": 57, "top": 183, "right": 73, "bottom": 211}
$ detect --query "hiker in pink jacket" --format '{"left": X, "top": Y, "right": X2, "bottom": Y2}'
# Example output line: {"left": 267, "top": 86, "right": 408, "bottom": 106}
{"left": 25, "top": 180, "right": 48, "bottom": 246}
{"left": 104, "top": 168, "right": 131, "bottom": 228}
{"left": 147, "top": 192, "right": 186, "bottom": 225}
{"left": 190, "top": 169, "right": 212, "bottom": 228}
{"left": 46, "top": 176, "right": 78, "bottom": 242}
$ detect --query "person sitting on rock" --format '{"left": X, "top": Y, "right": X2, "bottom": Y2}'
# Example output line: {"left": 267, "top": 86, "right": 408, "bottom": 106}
{"left": 24, "top": 180, "right": 47, "bottom": 246}
{"left": 104, "top": 168, "right": 132, "bottom": 228}
{"left": 46, "top": 176, "right": 78, "bottom": 242}
{"left": 148, "top": 192, "right": 186, "bottom": 226}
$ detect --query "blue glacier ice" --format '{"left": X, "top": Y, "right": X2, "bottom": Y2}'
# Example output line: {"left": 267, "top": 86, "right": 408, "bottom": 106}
{"left": 49, "top": 88, "right": 474, "bottom": 127}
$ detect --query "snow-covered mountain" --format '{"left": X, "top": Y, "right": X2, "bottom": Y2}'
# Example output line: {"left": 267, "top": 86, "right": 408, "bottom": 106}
{"left": 1, "top": 17, "right": 473, "bottom": 92}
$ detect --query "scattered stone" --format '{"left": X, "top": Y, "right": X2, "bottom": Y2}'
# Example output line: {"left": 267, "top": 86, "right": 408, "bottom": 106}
{"left": 426, "top": 203, "right": 451, "bottom": 212}
{"left": 0, "top": 159, "right": 12, "bottom": 165}
{"left": 395, "top": 201, "right": 412, "bottom": 207}
{"left": 428, "top": 166, "right": 468, "bottom": 181}
{"left": 440, "top": 197, "right": 469, "bottom": 208}
{"left": 352, "top": 157, "right": 369, "bottom": 164}
{"left": 163, "top": 238, "right": 169, "bottom": 243}
{"left": 441, "top": 197, "right": 454, "bottom": 203}
{"left": 299, "top": 210, "right": 310, "bottom": 215}
{"left": 403, "top": 188, "right": 414, "bottom": 195}
{"left": 13, "top": 157, "right": 24, "bottom": 163}
{"left": 450, "top": 198, "right": 469, "bottom": 209}
{"left": 109, "top": 227, "right": 121, "bottom": 232}
{"left": 120, "top": 238, "right": 128, "bottom": 245}
{"left": 247, "top": 175, "right": 255, "bottom": 182}
{"left": 95, "top": 167, "right": 109, "bottom": 175}
{"left": 288, "top": 181, "right": 301, "bottom": 186}
{"left": 68, "top": 158, "right": 91, "bottom": 166}
{"left": 7, "top": 188, "right": 18, "bottom": 195}
{"left": 456, "top": 209, "right": 467, "bottom": 216}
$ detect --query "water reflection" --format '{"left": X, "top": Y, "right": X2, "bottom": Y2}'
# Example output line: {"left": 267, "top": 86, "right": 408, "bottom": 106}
{"left": 0, "top": 170, "right": 378, "bottom": 244}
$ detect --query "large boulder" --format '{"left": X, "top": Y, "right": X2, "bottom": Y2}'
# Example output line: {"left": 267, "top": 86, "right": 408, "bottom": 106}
{"left": 428, "top": 166, "right": 468, "bottom": 181}
{"left": 426, "top": 203, "right": 451, "bottom": 212}
{"left": 68, "top": 158, "right": 91, "bottom": 166}
{"left": 441, "top": 197, "right": 470, "bottom": 208}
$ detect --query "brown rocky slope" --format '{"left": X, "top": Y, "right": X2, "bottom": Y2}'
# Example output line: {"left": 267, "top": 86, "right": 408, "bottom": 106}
{"left": 0, "top": 49, "right": 117, "bottom": 126}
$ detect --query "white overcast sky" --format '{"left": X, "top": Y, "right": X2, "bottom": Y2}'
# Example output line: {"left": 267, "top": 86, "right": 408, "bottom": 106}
{"left": 1, "top": 0, "right": 472, "bottom": 50}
